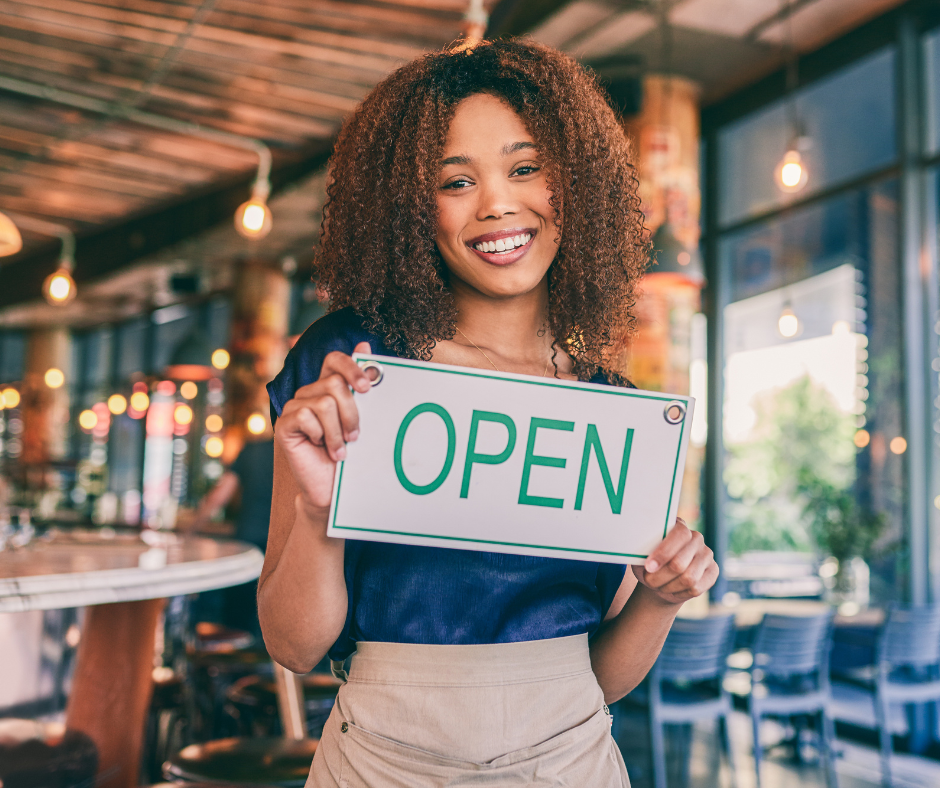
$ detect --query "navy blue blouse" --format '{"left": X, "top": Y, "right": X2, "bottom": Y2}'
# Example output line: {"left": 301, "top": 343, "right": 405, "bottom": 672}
{"left": 267, "top": 308, "right": 628, "bottom": 660}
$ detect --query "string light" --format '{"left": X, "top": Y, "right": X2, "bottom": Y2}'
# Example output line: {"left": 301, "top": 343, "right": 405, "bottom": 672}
{"left": 205, "top": 436, "right": 224, "bottom": 458}
{"left": 1, "top": 388, "right": 20, "bottom": 409}
{"left": 129, "top": 391, "right": 150, "bottom": 413}
{"left": 173, "top": 404, "right": 194, "bottom": 426}
{"left": 854, "top": 430, "right": 870, "bottom": 448}
{"left": 78, "top": 409, "right": 98, "bottom": 431}
{"left": 890, "top": 436, "right": 907, "bottom": 455}
{"left": 44, "top": 368, "right": 65, "bottom": 389}
{"left": 778, "top": 305, "right": 800, "bottom": 338}
{"left": 211, "top": 349, "right": 230, "bottom": 370}
{"left": 246, "top": 412, "right": 267, "bottom": 435}
{"left": 205, "top": 414, "right": 223, "bottom": 432}
{"left": 180, "top": 381, "right": 198, "bottom": 400}
{"left": 108, "top": 394, "right": 127, "bottom": 415}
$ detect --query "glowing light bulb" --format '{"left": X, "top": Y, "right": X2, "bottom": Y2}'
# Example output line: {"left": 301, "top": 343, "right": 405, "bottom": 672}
{"left": 174, "top": 403, "right": 194, "bottom": 426}
{"left": 42, "top": 267, "right": 77, "bottom": 305}
{"left": 775, "top": 148, "right": 808, "bottom": 193}
{"left": 78, "top": 409, "right": 98, "bottom": 431}
{"left": 246, "top": 412, "right": 266, "bottom": 435}
{"left": 205, "top": 414, "right": 223, "bottom": 433}
{"left": 205, "top": 436, "right": 224, "bottom": 458}
{"left": 44, "top": 368, "right": 65, "bottom": 389}
{"left": 235, "top": 199, "right": 272, "bottom": 239}
{"left": 778, "top": 307, "right": 800, "bottom": 338}
{"left": 180, "top": 381, "right": 198, "bottom": 400}
{"left": 211, "top": 349, "right": 230, "bottom": 370}
{"left": 890, "top": 436, "right": 907, "bottom": 455}
{"left": 108, "top": 394, "right": 127, "bottom": 415}
{"left": 1, "top": 388, "right": 20, "bottom": 409}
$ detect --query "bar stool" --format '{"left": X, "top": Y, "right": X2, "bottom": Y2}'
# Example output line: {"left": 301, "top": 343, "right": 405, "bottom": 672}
{"left": 226, "top": 672, "right": 342, "bottom": 738}
{"left": 164, "top": 664, "right": 319, "bottom": 786}
{"left": 162, "top": 737, "right": 318, "bottom": 786}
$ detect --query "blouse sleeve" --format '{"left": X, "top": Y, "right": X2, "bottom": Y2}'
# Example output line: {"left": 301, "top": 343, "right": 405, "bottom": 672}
{"left": 266, "top": 309, "right": 377, "bottom": 428}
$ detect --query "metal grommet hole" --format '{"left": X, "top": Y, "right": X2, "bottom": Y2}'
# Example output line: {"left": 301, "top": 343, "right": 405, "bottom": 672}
{"left": 341, "top": 722, "right": 348, "bottom": 733}
{"left": 664, "top": 401, "right": 686, "bottom": 425}
{"left": 359, "top": 360, "right": 384, "bottom": 387}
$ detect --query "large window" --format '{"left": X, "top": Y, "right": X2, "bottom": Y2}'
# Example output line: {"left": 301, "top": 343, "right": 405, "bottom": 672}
{"left": 705, "top": 25, "right": 940, "bottom": 604}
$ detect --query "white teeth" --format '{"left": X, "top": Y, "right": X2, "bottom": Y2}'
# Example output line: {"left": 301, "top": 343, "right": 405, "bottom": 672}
{"left": 473, "top": 234, "right": 532, "bottom": 253}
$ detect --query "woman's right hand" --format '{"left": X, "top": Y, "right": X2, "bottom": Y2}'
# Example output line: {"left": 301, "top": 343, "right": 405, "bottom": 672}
{"left": 275, "top": 341, "right": 373, "bottom": 515}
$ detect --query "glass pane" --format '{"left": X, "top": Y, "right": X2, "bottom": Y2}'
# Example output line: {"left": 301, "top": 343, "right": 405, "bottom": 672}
{"left": 927, "top": 26, "right": 940, "bottom": 156}
{"left": 719, "top": 48, "right": 896, "bottom": 227}
{"left": 0, "top": 330, "right": 26, "bottom": 383}
{"left": 721, "top": 179, "right": 904, "bottom": 605}
{"left": 930, "top": 167, "right": 940, "bottom": 594}
{"left": 117, "top": 318, "right": 148, "bottom": 380}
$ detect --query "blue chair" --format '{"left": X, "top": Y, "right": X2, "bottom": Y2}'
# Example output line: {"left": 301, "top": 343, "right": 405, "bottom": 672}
{"left": 638, "top": 612, "right": 738, "bottom": 788}
{"left": 834, "top": 605, "right": 940, "bottom": 787}
{"left": 746, "top": 611, "right": 837, "bottom": 788}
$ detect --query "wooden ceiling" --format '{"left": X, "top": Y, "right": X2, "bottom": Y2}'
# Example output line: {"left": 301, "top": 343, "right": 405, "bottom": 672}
{"left": 0, "top": 0, "right": 476, "bottom": 307}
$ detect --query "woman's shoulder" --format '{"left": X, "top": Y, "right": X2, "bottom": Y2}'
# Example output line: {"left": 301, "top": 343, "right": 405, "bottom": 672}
{"left": 266, "top": 308, "right": 387, "bottom": 420}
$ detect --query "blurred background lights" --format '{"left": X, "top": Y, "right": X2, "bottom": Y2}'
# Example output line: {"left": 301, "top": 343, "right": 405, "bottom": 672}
{"left": 775, "top": 148, "right": 808, "bottom": 193}
{"left": 854, "top": 429, "right": 870, "bottom": 448}
{"left": 777, "top": 306, "right": 800, "bottom": 338}
{"left": 180, "top": 381, "right": 198, "bottom": 400}
{"left": 78, "top": 409, "right": 98, "bottom": 431}
{"left": 246, "top": 412, "right": 266, "bottom": 435}
{"left": 832, "top": 320, "right": 851, "bottom": 335}
{"left": 108, "top": 394, "right": 127, "bottom": 415}
{"left": 205, "top": 414, "right": 223, "bottom": 433}
{"left": 173, "top": 403, "right": 194, "bottom": 426}
{"left": 235, "top": 199, "right": 272, "bottom": 239}
{"left": 129, "top": 391, "right": 150, "bottom": 412}
{"left": 157, "top": 380, "right": 176, "bottom": 396}
{"left": 2, "top": 388, "right": 20, "bottom": 409}
{"left": 44, "top": 367, "right": 64, "bottom": 388}
{"left": 211, "top": 348, "right": 230, "bottom": 370}
{"left": 42, "top": 267, "right": 77, "bottom": 306}
{"left": 205, "top": 436, "right": 224, "bottom": 458}
{"left": 890, "top": 436, "right": 907, "bottom": 455}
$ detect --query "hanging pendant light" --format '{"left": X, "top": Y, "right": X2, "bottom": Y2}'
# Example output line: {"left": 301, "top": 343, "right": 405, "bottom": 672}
{"left": 0, "top": 212, "right": 23, "bottom": 257}
{"left": 775, "top": 0, "right": 810, "bottom": 195}
{"left": 6, "top": 214, "right": 78, "bottom": 305}
{"left": 235, "top": 148, "right": 273, "bottom": 239}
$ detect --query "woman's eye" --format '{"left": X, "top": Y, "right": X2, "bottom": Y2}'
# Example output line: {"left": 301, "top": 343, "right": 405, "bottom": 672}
{"left": 512, "top": 165, "right": 540, "bottom": 177}
{"left": 442, "top": 178, "right": 472, "bottom": 190}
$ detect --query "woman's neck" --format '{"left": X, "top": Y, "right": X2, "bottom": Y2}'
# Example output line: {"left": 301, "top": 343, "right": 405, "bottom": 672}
{"left": 452, "top": 280, "right": 551, "bottom": 363}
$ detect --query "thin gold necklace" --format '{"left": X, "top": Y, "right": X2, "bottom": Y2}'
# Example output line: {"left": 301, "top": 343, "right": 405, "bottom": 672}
{"left": 455, "top": 326, "right": 551, "bottom": 377}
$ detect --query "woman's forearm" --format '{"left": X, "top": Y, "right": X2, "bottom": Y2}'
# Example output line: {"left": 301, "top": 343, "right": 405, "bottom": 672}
{"left": 589, "top": 583, "right": 682, "bottom": 704}
{"left": 257, "top": 497, "right": 348, "bottom": 673}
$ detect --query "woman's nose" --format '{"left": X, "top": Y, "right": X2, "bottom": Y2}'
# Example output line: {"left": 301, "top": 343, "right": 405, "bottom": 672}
{"left": 475, "top": 177, "right": 517, "bottom": 221}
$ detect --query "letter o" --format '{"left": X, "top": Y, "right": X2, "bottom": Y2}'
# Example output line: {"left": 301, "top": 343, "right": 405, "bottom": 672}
{"left": 393, "top": 403, "right": 456, "bottom": 495}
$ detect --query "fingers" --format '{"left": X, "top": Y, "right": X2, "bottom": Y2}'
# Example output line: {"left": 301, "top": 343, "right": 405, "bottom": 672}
{"left": 313, "top": 348, "right": 373, "bottom": 394}
{"left": 644, "top": 518, "right": 693, "bottom": 574}
{"left": 637, "top": 519, "right": 718, "bottom": 601}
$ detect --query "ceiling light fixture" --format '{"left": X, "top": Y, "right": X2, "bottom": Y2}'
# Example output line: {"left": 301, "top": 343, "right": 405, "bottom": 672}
{"left": 0, "top": 212, "right": 23, "bottom": 257}
{"left": 778, "top": 303, "right": 800, "bottom": 338}
{"left": 775, "top": 0, "right": 810, "bottom": 194}
{"left": 6, "top": 214, "right": 78, "bottom": 306}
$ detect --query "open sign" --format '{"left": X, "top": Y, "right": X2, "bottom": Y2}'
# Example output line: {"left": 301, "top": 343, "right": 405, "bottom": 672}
{"left": 327, "top": 355, "right": 694, "bottom": 564}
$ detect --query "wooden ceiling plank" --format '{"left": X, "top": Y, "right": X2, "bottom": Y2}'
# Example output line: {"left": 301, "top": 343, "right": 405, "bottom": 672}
{"left": 0, "top": 156, "right": 186, "bottom": 198}
{"left": 0, "top": 12, "right": 170, "bottom": 59}
{"left": 0, "top": 193, "right": 123, "bottom": 223}
{"left": 192, "top": 23, "right": 403, "bottom": 73}
{"left": 2, "top": 175, "right": 150, "bottom": 215}
{"left": 53, "top": 138, "right": 224, "bottom": 182}
{"left": 0, "top": 30, "right": 103, "bottom": 69}
{"left": 245, "top": 0, "right": 462, "bottom": 29}
{"left": 203, "top": 9, "right": 431, "bottom": 60}
{"left": 10, "top": 0, "right": 191, "bottom": 37}
{"left": 78, "top": 0, "right": 197, "bottom": 22}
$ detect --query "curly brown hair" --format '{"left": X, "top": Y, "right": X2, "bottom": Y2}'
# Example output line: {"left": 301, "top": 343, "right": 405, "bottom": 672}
{"left": 316, "top": 38, "right": 648, "bottom": 383}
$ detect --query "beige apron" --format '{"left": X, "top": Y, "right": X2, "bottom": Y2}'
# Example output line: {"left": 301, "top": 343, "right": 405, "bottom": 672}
{"left": 306, "top": 634, "right": 630, "bottom": 787}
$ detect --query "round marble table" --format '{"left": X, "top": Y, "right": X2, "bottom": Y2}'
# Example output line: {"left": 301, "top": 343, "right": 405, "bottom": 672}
{"left": 0, "top": 528, "right": 264, "bottom": 788}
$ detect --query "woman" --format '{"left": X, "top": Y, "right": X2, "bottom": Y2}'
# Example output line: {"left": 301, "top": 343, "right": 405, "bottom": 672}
{"left": 262, "top": 39, "right": 718, "bottom": 787}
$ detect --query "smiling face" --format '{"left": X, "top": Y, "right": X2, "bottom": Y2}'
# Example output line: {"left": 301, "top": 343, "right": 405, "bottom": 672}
{"left": 435, "top": 93, "right": 559, "bottom": 301}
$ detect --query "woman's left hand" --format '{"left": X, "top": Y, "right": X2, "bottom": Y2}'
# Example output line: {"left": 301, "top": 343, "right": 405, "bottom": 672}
{"left": 632, "top": 519, "right": 719, "bottom": 606}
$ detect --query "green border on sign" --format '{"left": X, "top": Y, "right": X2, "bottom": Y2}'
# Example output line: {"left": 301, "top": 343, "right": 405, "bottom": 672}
{"left": 331, "top": 358, "right": 688, "bottom": 560}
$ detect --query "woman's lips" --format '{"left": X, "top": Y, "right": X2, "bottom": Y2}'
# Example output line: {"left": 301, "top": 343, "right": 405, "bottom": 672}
{"left": 466, "top": 231, "right": 535, "bottom": 266}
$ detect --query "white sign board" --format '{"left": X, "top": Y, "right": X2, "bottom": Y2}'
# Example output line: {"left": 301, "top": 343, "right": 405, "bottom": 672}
{"left": 327, "top": 354, "right": 693, "bottom": 564}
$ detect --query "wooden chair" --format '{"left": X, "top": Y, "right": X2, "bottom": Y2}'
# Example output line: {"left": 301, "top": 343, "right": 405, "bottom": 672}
{"left": 747, "top": 611, "right": 838, "bottom": 788}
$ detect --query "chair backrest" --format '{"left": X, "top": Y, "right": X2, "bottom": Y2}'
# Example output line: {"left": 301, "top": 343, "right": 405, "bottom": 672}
{"left": 752, "top": 611, "right": 833, "bottom": 679}
{"left": 656, "top": 613, "right": 736, "bottom": 683}
{"left": 878, "top": 605, "right": 940, "bottom": 668}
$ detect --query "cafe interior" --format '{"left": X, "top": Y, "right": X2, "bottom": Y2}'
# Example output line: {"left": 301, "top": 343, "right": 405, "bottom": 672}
{"left": 1, "top": 0, "right": 940, "bottom": 785}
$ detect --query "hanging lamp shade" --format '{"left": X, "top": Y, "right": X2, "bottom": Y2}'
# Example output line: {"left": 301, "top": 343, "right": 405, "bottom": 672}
{"left": 165, "top": 330, "right": 216, "bottom": 381}
{"left": 648, "top": 222, "right": 705, "bottom": 286}
{"left": 0, "top": 212, "right": 23, "bottom": 257}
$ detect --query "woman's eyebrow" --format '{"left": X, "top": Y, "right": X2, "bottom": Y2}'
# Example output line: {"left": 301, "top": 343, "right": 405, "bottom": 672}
{"left": 440, "top": 142, "right": 538, "bottom": 168}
